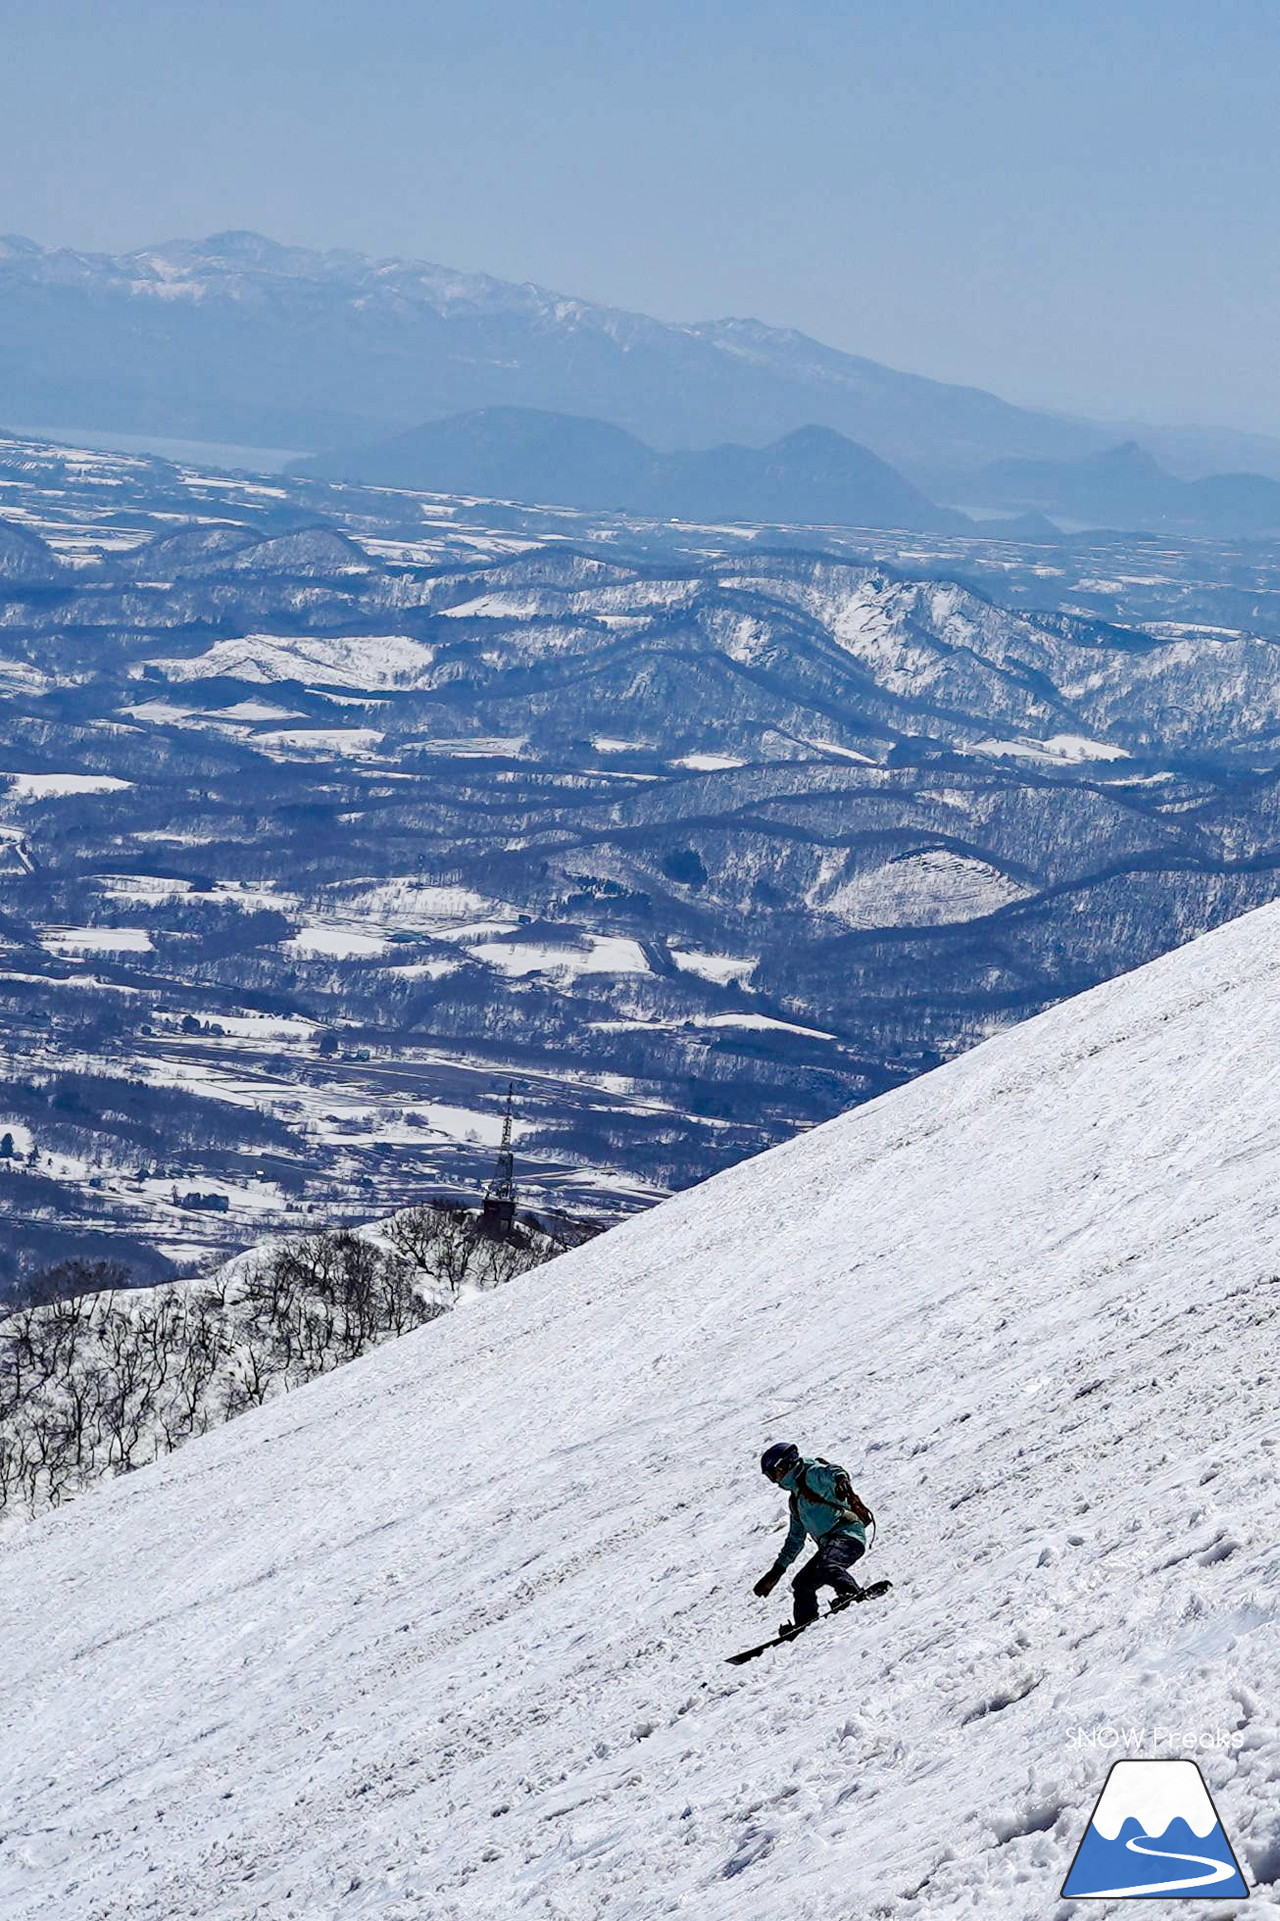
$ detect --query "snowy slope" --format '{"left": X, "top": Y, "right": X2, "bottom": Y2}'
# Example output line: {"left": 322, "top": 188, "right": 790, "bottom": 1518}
{"left": 5, "top": 904, "right": 1280, "bottom": 1919}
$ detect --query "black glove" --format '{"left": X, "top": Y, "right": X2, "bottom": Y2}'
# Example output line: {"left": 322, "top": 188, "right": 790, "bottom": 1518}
{"left": 753, "top": 1568, "right": 780, "bottom": 1598}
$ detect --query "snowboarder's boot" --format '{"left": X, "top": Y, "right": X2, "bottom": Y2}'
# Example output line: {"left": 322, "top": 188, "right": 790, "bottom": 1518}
{"left": 777, "top": 1621, "right": 807, "bottom": 1640}
{"left": 829, "top": 1585, "right": 865, "bottom": 1612}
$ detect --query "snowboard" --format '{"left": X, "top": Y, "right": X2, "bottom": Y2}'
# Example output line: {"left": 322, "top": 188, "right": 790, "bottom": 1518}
{"left": 726, "top": 1580, "right": 893, "bottom": 1664}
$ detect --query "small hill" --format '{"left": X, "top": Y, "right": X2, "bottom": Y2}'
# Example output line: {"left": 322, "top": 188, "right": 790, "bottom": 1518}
{"left": 294, "top": 406, "right": 964, "bottom": 532}
{"left": 0, "top": 514, "right": 64, "bottom": 583}
{"left": 3, "top": 887, "right": 1280, "bottom": 1916}
{"left": 296, "top": 405, "right": 654, "bottom": 506}
{"left": 979, "top": 438, "right": 1280, "bottom": 536}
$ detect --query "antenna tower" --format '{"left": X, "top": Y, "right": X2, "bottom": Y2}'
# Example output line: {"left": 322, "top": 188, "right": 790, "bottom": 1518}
{"left": 480, "top": 1082, "right": 518, "bottom": 1237}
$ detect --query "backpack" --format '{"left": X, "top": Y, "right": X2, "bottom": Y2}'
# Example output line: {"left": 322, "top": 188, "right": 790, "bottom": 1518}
{"left": 800, "top": 1458, "right": 875, "bottom": 1536}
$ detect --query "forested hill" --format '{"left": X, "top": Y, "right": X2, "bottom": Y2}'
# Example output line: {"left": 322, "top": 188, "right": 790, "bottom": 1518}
{"left": 6, "top": 432, "right": 1280, "bottom": 1282}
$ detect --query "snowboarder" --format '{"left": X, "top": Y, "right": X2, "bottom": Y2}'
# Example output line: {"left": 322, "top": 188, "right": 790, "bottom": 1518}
{"left": 752, "top": 1442, "right": 873, "bottom": 1636}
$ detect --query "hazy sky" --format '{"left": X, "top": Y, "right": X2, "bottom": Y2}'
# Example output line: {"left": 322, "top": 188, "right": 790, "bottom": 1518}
{"left": 5, "top": 0, "right": 1280, "bottom": 433}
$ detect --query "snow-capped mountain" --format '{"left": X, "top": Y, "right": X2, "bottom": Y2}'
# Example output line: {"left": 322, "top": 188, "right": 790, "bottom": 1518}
{"left": 3, "top": 900, "right": 1279, "bottom": 1917}
{"left": 0, "top": 229, "right": 1111, "bottom": 480}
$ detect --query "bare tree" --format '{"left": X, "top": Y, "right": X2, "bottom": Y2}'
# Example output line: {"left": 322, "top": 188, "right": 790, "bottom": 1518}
{"left": 0, "top": 1201, "right": 592, "bottom": 1525}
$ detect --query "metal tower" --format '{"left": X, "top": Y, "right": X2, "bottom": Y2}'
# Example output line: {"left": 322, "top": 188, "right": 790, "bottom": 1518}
{"left": 480, "top": 1082, "right": 519, "bottom": 1237}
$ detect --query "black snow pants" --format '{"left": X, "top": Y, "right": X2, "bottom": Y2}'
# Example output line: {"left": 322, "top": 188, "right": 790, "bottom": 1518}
{"left": 791, "top": 1529, "right": 866, "bottom": 1626}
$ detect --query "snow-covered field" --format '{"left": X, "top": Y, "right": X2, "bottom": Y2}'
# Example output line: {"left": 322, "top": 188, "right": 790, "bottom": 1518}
{"left": 142, "top": 632, "right": 438, "bottom": 691}
{"left": 5, "top": 817, "right": 1280, "bottom": 1918}
{"left": 467, "top": 933, "right": 651, "bottom": 979}
{"left": 0, "top": 772, "right": 133, "bottom": 800}
{"left": 809, "top": 848, "right": 1029, "bottom": 928}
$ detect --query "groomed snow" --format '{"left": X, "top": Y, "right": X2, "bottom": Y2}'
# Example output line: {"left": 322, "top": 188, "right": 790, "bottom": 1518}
{"left": 4, "top": 904, "right": 1280, "bottom": 1918}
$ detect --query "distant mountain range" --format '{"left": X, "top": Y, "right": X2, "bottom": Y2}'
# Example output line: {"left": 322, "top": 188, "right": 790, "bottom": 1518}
{"left": 976, "top": 439, "right": 1280, "bottom": 536}
{"left": 297, "top": 407, "right": 1280, "bottom": 540}
{"left": 8, "top": 428, "right": 1280, "bottom": 1276}
{"left": 7, "top": 229, "right": 1280, "bottom": 497}
{"left": 292, "top": 408, "right": 1000, "bottom": 533}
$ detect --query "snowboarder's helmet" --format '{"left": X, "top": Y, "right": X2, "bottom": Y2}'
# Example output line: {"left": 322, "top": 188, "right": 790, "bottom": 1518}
{"left": 760, "top": 1441, "right": 800, "bottom": 1480}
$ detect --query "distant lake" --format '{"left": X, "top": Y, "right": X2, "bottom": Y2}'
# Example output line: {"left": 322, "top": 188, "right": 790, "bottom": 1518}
{"left": 9, "top": 424, "right": 304, "bottom": 475}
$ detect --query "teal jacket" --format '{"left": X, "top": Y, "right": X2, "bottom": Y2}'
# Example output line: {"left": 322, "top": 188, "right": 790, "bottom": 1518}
{"left": 770, "top": 1457, "right": 866, "bottom": 1573}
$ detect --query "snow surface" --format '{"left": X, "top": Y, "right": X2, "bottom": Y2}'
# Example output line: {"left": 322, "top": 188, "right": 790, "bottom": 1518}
{"left": 468, "top": 933, "right": 652, "bottom": 978}
{"left": 4, "top": 904, "right": 1280, "bottom": 1918}
{"left": 669, "top": 946, "right": 756, "bottom": 985}
{"left": 673, "top": 753, "right": 747, "bottom": 772}
{"left": 142, "top": 633, "right": 437, "bottom": 691}
{"left": 965, "top": 734, "right": 1131, "bottom": 765}
{"left": 40, "top": 925, "right": 155, "bottom": 955}
{"left": 410, "top": 735, "right": 528, "bottom": 758}
{"left": 282, "top": 925, "right": 393, "bottom": 959}
{"left": 690, "top": 1012, "right": 836, "bottom": 1039}
{"left": 809, "top": 849, "right": 1027, "bottom": 929}
{"left": 1, "top": 772, "right": 133, "bottom": 798}
{"left": 253, "top": 727, "right": 386, "bottom": 759}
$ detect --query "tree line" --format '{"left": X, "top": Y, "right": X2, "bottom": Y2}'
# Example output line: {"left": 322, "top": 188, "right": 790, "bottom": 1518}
{"left": 0, "top": 1203, "right": 591, "bottom": 1524}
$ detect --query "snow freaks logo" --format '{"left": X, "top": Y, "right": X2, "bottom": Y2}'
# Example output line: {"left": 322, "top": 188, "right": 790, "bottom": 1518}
{"left": 1067, "top": 1725, "right": 1242, "bottom": 1752}
{"left": 1061, "top": 1759, "right": 1249, "bottom": 1899}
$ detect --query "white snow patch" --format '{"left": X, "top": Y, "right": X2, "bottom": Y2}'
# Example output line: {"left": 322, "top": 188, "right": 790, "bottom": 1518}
{"left": 966, "top": 733, "right": 1131, "bottom": 764}
{"left": 129, "top": 829, "right": 218, "bottom": 846}
{"left": 813, "top": 849, "right": 1028, "bottom": 929}
{"left": 381, "top": 958, "right": 460, "bottom": 980}
{"left": 416, "top": 1102, "right": 533, "bottom": 1148}
{"left": 413, "top": 736, "right": 527, "bottom": 758}
{"left": 208, "top": 699, "right": 308, "bottom": 723}
{"left": 283, "top": 925, "right": 393, "bottom": 959}
{"left": 97, "top": 874, "right": 193, "bottom": 903}
{"left": 797, "top": 737, "right": 874, "bottom": 763}
{"left": 436, "top": 592, "right": 543, "bottom": 619}
{"left": 669, "top": 947, "right": 756, "bottom": 985}
{"left": 252, "top": 727, "right": 385, "bottom": 759}
{"left": 691, "top": 1012, "right": 835, "bottom": 1039}
{"left": 2, "top": 773, "right": 133, "bottom": 799}
{"left": 142, "top": 632, "right": 436, "bottom": 691}
{"left": 468, "top": 933, "right": 651, "bottom": 978}
{"left": 672, "top": 753, "right": 746, "bottom": 771}
{"left": 40, "top": 926, "right": 154, "bottom": 955}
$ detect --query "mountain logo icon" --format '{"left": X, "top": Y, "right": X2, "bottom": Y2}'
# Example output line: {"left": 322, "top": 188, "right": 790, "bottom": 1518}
{"left": 1062, "top": 1759, "right": 1249, "bottom": 1899}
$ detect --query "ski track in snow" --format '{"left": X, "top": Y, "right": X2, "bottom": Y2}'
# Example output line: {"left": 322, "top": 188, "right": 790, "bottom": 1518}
{"left": 5, "top": 906, "right": 1280, "bottom": 1916}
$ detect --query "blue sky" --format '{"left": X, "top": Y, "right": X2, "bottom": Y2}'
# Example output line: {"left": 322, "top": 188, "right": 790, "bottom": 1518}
{"left": 5, "top": 0, "right": 1280, "bottom": 432}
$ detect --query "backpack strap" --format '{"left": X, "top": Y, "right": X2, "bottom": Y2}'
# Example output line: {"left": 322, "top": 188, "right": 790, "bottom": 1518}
{"left": 798, "top": 1462, "right": 875, "bottom": 1538}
